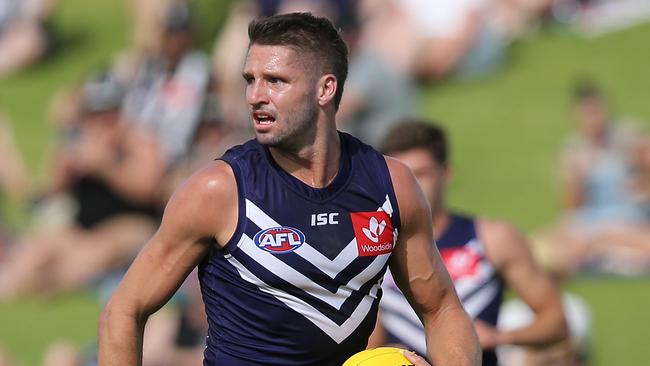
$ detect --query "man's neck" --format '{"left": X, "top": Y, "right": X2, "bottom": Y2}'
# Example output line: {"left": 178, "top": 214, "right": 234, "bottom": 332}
{"left": 269, "top": 119, "right": 341, "bottom": 188}
{"left": 432, "top": 207, "right": 451, "bottom": 241}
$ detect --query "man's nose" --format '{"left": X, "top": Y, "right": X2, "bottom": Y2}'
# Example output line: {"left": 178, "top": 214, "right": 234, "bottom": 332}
{"left": 247, "top": 81, "right": 269, "bottom": 106}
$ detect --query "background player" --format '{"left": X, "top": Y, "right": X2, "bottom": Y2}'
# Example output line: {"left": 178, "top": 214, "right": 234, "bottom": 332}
{"left": 371, "top": 120, "right": 568, "bottom": 365}
{"left": 98, "top": 13, "right": 479, "bottom": 366}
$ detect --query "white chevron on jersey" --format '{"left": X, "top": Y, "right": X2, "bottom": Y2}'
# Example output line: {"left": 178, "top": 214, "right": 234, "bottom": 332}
{"left": 245, "top": 197, "right": 394, "bottom": 279}
{"left": 234, "top": 197, "right": 397, "bottom": 342}
{"left": 378, "top": 195, "right": 394, "bottom": 215}
{"left": 238, "top": 234, "right": 389, "bottom": 310}
{"left": 462, "top": 278, "right": 501, "bottom": 318}
{"left": 382, "top": 309, "right": 427, "bottom": 356}
{"left": 381, "top": 285, "right": 421, "bottom": 325}
{"left": 227, "top": 254, "right": 382, "bottom": 344}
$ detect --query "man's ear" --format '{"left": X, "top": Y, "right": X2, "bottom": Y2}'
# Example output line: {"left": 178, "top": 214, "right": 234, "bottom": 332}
{"left": 317, "top": 74, "right": 337, "bottom": 107}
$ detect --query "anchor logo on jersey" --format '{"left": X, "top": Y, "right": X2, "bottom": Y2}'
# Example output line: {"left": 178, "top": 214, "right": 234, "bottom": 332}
{"left": 254, "top": 226, "right": 305, "bottom": 254}
{"left": 351, "top": 211, "right": 394, "bottom": 256}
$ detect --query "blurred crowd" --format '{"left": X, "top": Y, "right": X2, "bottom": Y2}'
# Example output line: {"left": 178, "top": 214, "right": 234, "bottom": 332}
{"left": 0, "top": 0, "right": 649, "bottom": 365}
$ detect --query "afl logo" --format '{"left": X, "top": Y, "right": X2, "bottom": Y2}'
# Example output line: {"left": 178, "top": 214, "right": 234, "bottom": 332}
{"left": 254, "top": 226, "right": 305, "bottom": 254}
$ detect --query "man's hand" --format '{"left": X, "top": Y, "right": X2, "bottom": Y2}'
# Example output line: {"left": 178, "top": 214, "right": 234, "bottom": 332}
{"left": 403, "top": 350, "right": 431, "bottom": 366}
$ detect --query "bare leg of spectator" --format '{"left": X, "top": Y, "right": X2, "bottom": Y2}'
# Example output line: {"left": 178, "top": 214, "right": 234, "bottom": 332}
{"left": 0, "top": 215, "right": 155, "bottom": 300}
{"left": 46, "top": 215, "right": 156, "bottom": 295}
{"left": 41, "top": 341, "right": 81, "bottom": 366}
{"left": 0, "top": 21, "right": 47, "bottom": 76}
{"left": 0, "top": 117, "right": 29, "bottom": 199}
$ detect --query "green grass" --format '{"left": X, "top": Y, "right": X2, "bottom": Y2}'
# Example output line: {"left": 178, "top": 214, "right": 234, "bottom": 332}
{"left": 1, "top": 2, "right": 650, "bottom": 365}
{"left": 564, "top": 277, "right": 650, "bottom": 365}
{"left": 0, "top": 292, "right": 100, "bottom": 366}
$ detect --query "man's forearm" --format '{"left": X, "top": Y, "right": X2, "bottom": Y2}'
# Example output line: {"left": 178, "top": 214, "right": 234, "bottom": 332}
{"left": 425, "top": 307, "right": 481, "bottom": 366}
{"left": 498, "top": 309, "right": 568, "bottom": 347}
{"left": 98, "top": 309, "right": 145, "bottom": 366}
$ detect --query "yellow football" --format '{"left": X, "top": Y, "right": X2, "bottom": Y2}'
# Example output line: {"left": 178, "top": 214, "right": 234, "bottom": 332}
{"left": 343, "top": 347, "right": 414, "bottom": 366}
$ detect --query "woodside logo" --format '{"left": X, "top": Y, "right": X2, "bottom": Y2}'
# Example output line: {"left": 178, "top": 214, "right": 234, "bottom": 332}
{"left": 350, "top": 211, "right": 394, "bottom": 256}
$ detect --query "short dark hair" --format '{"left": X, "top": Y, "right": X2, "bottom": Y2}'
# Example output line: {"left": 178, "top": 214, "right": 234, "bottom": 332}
{"left": 248, "top": 12, "right": 348, "bottom": 109}
{"left": 380, "top": 119, "right": 449, "bottom": 166}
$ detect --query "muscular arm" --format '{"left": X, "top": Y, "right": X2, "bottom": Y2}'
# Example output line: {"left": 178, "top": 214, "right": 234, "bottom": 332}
{"left": 387, "top": 158, "right": 480, "bottom": 365}
{"left": 98, "top": 161, "right": 238, "bottom": 365}
{"left": 478, "top": 219, "right": 568, "bottom": 348}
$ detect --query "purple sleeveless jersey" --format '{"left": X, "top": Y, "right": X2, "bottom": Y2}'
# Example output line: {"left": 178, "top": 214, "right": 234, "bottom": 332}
{"left": 199, "top": 132, "right": 401, "bottom": 365}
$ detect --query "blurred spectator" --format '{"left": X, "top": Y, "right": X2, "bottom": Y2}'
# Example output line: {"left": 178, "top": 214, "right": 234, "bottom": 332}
{"left": 116, "top": 0, "right": 210, "bottom": 167}
{"left": 336, "top": 1, "right": 415, "bottom": 147}
{"left": 0, "top": 73, "right": 162, "bottom": 300}
{"left": 0, "top": 115, "right": 29, "bottom": 259}
{"left": 497, "top": 293, "right": 592, "bottom": 366}
{"left": 127, "top": 0, "right": 175, "bottom": 54}
{"left": 0, "top": 114, "right": 29, "bottom": 201}
{"left": 551, "top": 0, "right": 650, "bottom": 37}
{"left": 0, "top": 0, "right": 54, "bottom": 76}
{"left": 535, "top": 81, "right": 650, "bottom": 276}
{"left": 41, "top": 341, "right": 81, "bottom": 366}
{"left": 140, "top": 271, "right": 207, "bottom": 366}
{"left": 162, "top": 90, "right": 251, "bottom": 201}
{"left": 490, "top": 0, "right": 554, "bottom": 39}
{"left": 211, "top": 0, "right": 259, "bottom": 130}
{"left": 357, "top": 0, "right": 506, "bottom": 81}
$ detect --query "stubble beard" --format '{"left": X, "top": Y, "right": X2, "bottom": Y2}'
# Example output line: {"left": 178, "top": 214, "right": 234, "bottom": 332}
{"left": 256, "top": 96, "right": 318, "bottom": 153}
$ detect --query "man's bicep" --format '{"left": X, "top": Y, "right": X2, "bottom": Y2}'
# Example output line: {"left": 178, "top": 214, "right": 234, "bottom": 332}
{"left": 109, "top": 161, "right": 237, "bottom": 316}
{"left": 113, "top": 229, "right": 211, "bottom": 316}
{"left": 390, "top": 231, "right": 456, "bottom": 318}
{"left": 387, "top": 157, "right": 457, "bottom": 316}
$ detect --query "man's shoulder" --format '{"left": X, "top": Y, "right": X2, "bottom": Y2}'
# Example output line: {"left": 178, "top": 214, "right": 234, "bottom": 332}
{"left": 177, "top": 160, "right": 238, "bottom": 202}
{"left": 384, "top": 155, "right": 411, "bottom": 178}
{"left": 476, "top": 218, "right": 519, "bottom": 237}
{"left": 475, "top": 218, "right": 530, "bottom": 268}
{"left": 384, "top": 156, "right": 419, "bottom": 194}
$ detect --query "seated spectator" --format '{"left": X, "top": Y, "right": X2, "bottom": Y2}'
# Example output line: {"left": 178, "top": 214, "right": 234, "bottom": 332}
{"left": 357, "top": 0, "right": 506, "bottom": 81}
{"left": 336, "top": 1, "right": 415, "bottom": 147}
{"left": 116, "top": 0, "right": 210, "bottom": 167}
{"left": 535, "top": 81, "right": 650, "bottom": 276}
{"left": 211, "top": 0, "right": 259, "bottom": 130}
{"left": 0, "top": 0, "right": 54, "bottom": 76}
{"left": 127, "top": 0, "right": 175, "bottom": 54}
{"left": 162, "top": 90, "right": 251, "bottom": 201}
{"left": 490, "top": 0, "right": 553, "bottom": 40}
{"left": 0, "top": 73, "right": 163, "bottom": 300}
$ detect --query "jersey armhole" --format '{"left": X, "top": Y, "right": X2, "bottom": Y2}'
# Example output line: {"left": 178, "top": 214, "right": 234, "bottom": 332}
{"left": 216, "top": 157, "right": 246, "bottom": 254}
{"left": 380, "top": 156, "right": 402, "bottom": 234}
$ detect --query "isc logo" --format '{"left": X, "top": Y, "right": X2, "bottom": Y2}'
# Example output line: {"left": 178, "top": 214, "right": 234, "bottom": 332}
{"left": 310, "top": 212, "right": 339, "bottom": 226}
{"left": 254, "top": 226, "right": 305, "bottom": 254}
